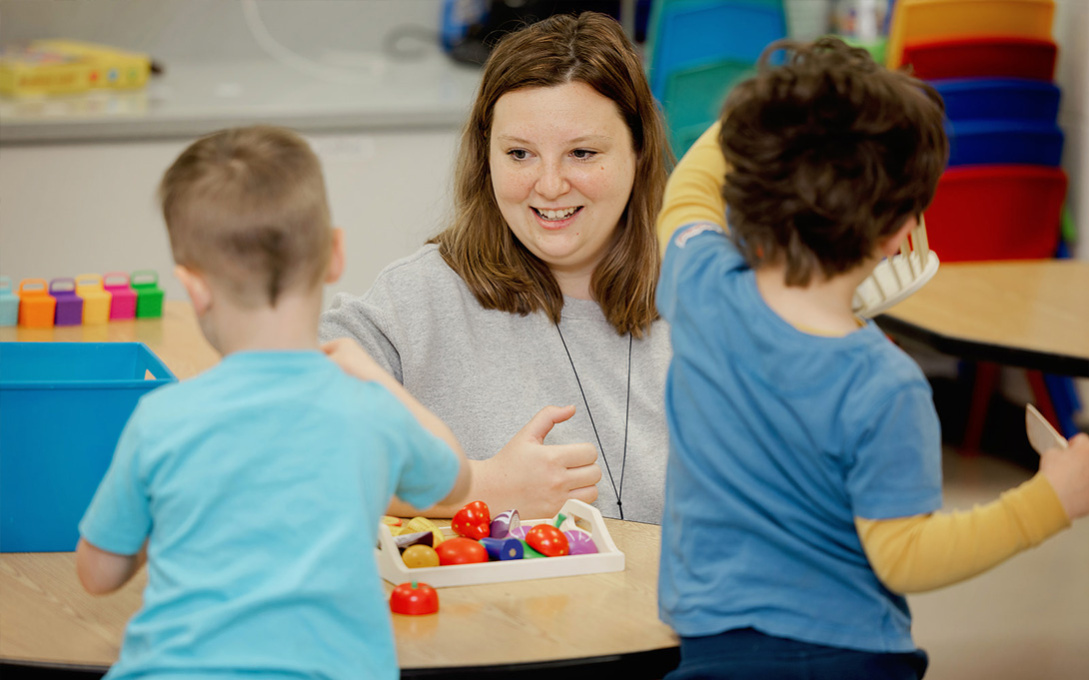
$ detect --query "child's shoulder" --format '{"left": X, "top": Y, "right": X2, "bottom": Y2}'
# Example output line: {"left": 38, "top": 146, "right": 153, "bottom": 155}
{"left": 846, "top": 329, "right": 933, "bottom": 408}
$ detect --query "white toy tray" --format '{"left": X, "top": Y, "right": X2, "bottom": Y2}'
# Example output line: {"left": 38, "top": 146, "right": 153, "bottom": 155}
{"left": 376, "top": 499, "right": 625, "bottom": 588}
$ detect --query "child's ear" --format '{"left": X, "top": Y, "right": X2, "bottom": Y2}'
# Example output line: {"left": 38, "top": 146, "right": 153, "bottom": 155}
{"left": 325, "top": 228, "right": 346, "bottom": 284}
{"left": 879, "top": 216, "right": 917, "bottom": 259}
{"left": 174, "top": 265, "right": 213, "bottom": 315}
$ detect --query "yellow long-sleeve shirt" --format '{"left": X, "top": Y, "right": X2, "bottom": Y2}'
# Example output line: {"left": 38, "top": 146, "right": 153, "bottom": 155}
{"left": 658, "top": 122, "right": 1071, "bottom": 593}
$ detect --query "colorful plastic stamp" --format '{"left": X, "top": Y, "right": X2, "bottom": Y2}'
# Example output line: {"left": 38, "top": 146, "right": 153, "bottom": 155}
{"left": 17, "top": 279, "right": 56, "bottom": 328}
{"left": 75, "top": 274, "right": 112, "bottom": 325}
{"left": 103, "top": 271, "right": 137, "bottom": 320}
{"left": 49, "top": 278, "right": 84, "bottom": 326}
{"left": 0, "top": 276, "right": 18, "bottom": 327}
{"left": 131, "top": 269, "right": 164, "bottom": 319}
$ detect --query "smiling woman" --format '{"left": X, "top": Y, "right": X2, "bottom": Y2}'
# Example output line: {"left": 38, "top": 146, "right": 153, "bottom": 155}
{"left": 489, "top": 81, "right": 637, "bottom": 299}
{"left": 320, "top": 12, "right": 673, "bottom": 524}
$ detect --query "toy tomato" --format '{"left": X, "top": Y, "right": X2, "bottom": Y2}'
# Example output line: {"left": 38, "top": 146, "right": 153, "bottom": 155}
{"left": 525, "top": 524, "right": 569, "bottom": 557}
{"left": 402, "top": 544, "right": 440, "bottom": 569}
{"left": 451, "top": 500, "right": 491, "bottom": 540}
{"left": 389, "top": 581, "right": 439, "bottom": 615}
{"left": 435, "top": 537, "right": 489, "bottom": 565}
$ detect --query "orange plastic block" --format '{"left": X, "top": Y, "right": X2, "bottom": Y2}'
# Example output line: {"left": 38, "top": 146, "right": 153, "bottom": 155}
{"left": 17, "top": 279, "right": 56, "bottom": 327}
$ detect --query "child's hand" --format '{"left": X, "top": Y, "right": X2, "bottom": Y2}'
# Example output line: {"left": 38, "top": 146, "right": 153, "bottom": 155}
{"left": 321, "top": 338, "right": 386, "bottom": 383}
{"left": 1040, "top": 433, "right": 1089, "bottom": 521}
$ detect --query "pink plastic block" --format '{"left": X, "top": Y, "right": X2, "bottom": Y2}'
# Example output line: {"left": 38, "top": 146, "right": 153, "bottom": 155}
{"left": 50, "top": 277, "right": 84, "bottom": 326}
{"left": 103, "top": 271, "right": 137, "bottom": 320}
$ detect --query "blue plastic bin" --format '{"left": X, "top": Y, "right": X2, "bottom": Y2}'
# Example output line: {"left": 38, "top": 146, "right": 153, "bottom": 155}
{"left": 946, "top": 120, "right": 1064, "bottom": 167}
{"left": 0, "top": 342, "right": 176, "bottom": 552}
{"left": 935, "top": 78, "right": 1061, "bottom": 123}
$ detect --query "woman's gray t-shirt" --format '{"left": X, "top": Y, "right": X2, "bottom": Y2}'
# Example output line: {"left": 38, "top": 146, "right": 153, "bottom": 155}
{"left": 320, "top": 244, "right": 670, "bottom": 524}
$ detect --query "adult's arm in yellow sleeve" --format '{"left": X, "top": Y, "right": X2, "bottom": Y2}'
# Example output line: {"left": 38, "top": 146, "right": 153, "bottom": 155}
{"left": 656, "top": 121, "right": 729, "bottom": 252}
{"left": 855, "top": 473, "right": 1070, "bottom": 594}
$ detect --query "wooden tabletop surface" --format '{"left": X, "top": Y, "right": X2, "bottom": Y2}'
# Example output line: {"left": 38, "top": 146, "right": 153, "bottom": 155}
{"left": 879, "top": 259, "right": 1089, "bottom": 376}
{"left": 0, "top": 520, "right": 675, "bottom": 672}
{"left": 0, "top": 301, "right": 678, "bottom": 675}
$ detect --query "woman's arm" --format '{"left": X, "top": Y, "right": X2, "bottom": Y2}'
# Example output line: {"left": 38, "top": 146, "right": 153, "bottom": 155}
{"left": 386, "top": 404, "right": 601, "bottom": 519}
{"left": 76, "top": 538, "right": 146, "bottom": 595}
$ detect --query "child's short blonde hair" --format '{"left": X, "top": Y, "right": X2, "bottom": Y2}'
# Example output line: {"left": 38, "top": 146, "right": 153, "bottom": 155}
{"left": 159, "top": 125, "right": 333, "bottom": 306}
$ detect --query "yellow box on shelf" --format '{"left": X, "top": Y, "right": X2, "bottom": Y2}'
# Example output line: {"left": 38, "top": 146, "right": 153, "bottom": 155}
{"left": 0, "top": 39, "right": 150, "bottom": 98}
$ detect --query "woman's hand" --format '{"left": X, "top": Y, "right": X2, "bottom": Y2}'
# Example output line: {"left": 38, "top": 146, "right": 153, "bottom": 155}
{"left": 483, "top": 405, "right": 601, "bottom": 519}
{"left": 387, "top": 405, "right": 601, "bottom": 520}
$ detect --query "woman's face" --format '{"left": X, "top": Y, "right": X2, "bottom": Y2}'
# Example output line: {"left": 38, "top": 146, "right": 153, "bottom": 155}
{"left": 489, "top": 81, "right": 636, "bottom": 296}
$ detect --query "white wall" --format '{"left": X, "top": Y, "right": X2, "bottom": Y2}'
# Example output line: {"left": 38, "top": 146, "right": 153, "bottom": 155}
{"left": 0, "top": 0, "right": 460, "bottom": 303}
{"left": 0, "top": 130, "right": 458, "bottom": 303}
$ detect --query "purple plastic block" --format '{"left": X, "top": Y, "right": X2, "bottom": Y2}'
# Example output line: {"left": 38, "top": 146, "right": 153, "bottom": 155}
{"left": 49, "top": 278, "right": 84, "bottom": 326}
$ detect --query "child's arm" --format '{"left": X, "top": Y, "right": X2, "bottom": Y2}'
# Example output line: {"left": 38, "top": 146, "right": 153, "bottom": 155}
{"left": 76, "top": 538, "right": 147, "bottom": 595}
{"left": 856, "top": 433, "right": 1089, "bottom": 593}
{"left": 321, "top": 338, "right": 470, "bottom": 506}
{"left": 656, "top": 121, "right": 730, "bottom": 251}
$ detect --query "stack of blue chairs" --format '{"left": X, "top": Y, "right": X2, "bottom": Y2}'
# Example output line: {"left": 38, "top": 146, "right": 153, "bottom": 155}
{"left": 645, "top": 0, "right": 788, "bottom": 157}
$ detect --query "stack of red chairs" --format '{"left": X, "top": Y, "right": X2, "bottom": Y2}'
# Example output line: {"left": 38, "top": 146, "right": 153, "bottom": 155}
{"left": 886, "top": 0, "right": 1079, "bottom": 447}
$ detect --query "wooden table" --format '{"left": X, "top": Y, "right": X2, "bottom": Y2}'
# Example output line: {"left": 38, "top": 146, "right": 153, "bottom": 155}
{"left": 0, "top": 301, "right": 679, "bottom": 678}
{"left": 878, "top": 260, "right": 1089, "bottom": 377}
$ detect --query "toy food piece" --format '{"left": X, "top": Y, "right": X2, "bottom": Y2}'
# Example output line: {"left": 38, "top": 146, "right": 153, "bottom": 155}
{"left": 389, "top": 581, "right": 439, "bottom": 615}
{"left": 508, "top": 525, "right": 530, "bottom": 541}
{"left": 451, "top": 500, "right": 491, "bottom": 540}
{"left": 489, "top": 509, "right": 520, "bottom": 538}
{"left": 400, "top": 517, "right": 444, "bottom": 546}
{"left": 564, "top": 528, "right": 598, "bottom": 555}
{"left": 435, "top": 537, "right": 489, "bottom": 565}
{"left": 381, "top": 516, "right": 403, "bottom": 528}
{"left": 480, "top": 536, "right": 524, "bottom": 561}
{"left": 394, "top": 530, "right": 436, "bottom": 549}
{"left": 520, "top": 541, "right": 546, "bottom": 559}
{"left": 554, "top": 512, "right": 578, "bottom": 532}
{"left": 402, "top": 544, "right": 441, "bottom": 569}
{"left": 525, "top": 524, "right": 570, "bottom": 557}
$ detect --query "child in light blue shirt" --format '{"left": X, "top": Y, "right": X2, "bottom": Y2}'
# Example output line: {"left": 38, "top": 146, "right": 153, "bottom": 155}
{"left": 78, "top": 126, "right": 470, "bottom": 679}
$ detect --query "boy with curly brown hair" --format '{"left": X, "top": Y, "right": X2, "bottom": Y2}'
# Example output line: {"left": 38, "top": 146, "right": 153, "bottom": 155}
{"left": 655, "top": 37, "right": 1089, "bottom": 679}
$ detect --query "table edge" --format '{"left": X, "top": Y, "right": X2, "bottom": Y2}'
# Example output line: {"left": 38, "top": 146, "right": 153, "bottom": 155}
{"left": 875, "top": 314, "right": 1089, "bottom": 378}
{"left": 1, "top": 646, "right": 682, "bottom": 680}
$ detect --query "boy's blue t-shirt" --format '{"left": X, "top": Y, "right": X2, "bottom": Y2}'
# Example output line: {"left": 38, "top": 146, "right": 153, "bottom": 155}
{"left": 656, "top": 224, "right": 943, "bottom": 653}
{"left": 79, "top": 351, "right": 460, "bottom": 680}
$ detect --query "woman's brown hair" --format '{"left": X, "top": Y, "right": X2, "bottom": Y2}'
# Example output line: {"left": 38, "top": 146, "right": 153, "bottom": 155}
{"left": 430, "top": 11, "right": 670, "bottom": 337}
{"left": 719, "top": 37, "right": 949, "bottom": 286}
